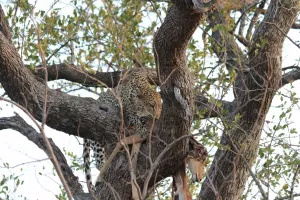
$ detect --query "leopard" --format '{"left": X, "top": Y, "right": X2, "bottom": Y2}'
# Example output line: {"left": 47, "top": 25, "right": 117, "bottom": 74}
{"left": 83, "top": 68, "right": 162, "bottom": 194}
{"left": 117, "top": 69, "right": 162, "bottom": 137}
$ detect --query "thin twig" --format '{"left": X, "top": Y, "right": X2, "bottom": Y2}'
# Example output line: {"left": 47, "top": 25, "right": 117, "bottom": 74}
{"left": 289, "top": 165, "right": 300, "bottom": 200}
{"left": 0, "top": 158, "right": 49, "bottom": 169}
{"left": 46, "top": 39, "right": 72, "bottom": 63}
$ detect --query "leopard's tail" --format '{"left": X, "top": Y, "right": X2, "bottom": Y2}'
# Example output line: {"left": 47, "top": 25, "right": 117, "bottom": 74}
{"left": 83, "top": 139, "right": 95, "bottom": 193}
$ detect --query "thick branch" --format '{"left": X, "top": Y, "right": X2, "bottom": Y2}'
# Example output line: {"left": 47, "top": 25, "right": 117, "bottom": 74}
{"left": 282, "top": 68, "right": 300, "bottom": 86}
{"left": 246, "top": 0, "right": 266, "bottom": 40}
{"left": 0, "top": 115, "right": 84, "bottom": 195}
{"left": 30, "top": 64, "right": 159, "bottom": 87}
{"left": 0, "top": 6, "right": 12, "bottom": 42}
{"left": 207, "top": 10, "right": 245, "bottom": 72}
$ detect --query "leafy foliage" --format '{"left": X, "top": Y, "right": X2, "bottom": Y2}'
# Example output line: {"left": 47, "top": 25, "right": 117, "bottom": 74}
{"left": 1, "top": 0, "right": 300, "bottom": 199}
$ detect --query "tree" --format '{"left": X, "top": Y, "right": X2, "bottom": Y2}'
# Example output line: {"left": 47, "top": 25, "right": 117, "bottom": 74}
{"left": 0, "top": 0, "right": 300, "bottom": 199}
